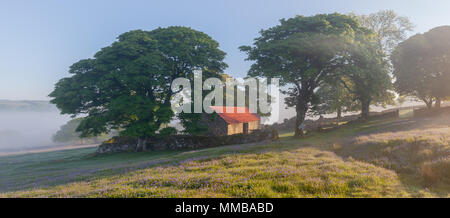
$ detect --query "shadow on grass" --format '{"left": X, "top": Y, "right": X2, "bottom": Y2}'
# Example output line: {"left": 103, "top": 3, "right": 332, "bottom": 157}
{"left": 0, "top": 137, "right": 288, "bottom": 193}
{"left": 1, "top": 115, "right": 449, "bottom": 197}
{"left": 325, "top": 116, "right": 450, "bottom": 197}
{"left": 0, "top": 117, "right": 414, "bottom": 194}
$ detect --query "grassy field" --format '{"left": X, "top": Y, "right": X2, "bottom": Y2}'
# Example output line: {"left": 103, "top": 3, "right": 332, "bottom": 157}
{"left": 0, "top": 114, "right": 449, "bottom": 198}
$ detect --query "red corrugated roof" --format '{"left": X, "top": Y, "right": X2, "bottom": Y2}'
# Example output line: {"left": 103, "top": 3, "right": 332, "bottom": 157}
{"left": 210, "top": 106, "right": 260, "bottom": 124}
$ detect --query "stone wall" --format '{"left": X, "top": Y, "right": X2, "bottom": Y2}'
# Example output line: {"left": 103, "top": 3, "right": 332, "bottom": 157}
{"left": 413, "top": 107, "right": 450, "bottom": 118}
{"left": 264, "top": 109, "right": 402, "bottom": 133}
{"left": 96, "top": 129, "right": 279, "bottom": 154}
{"left": 370, "top": 110, "right": 399, "bottom": 120}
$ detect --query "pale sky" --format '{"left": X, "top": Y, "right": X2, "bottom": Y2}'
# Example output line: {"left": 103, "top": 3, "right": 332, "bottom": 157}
{"left": 1, "top": 0, "right": 450, "bottom": 100}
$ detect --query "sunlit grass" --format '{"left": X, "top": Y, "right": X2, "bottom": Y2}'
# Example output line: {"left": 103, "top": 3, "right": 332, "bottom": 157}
{"left": 336, "top": 127, "right": 450, "bottom": 193}
{"left": 0, "top": 114, "right": 449, "bottom": 198}
{"left": 1, "top": 147, "right": 410, "bottom": 198}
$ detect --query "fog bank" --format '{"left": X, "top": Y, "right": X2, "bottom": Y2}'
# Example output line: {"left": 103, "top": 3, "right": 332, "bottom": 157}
{"left": 0, "top": 111, "right": 71, "bottom": 152}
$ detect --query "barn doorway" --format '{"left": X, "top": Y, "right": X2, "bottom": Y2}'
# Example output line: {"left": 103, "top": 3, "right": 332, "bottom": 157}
{"left": 243, "top": 123, "right": 249, "bottom": 134}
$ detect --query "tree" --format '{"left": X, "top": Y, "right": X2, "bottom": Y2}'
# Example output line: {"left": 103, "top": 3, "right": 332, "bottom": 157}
{"left": 336, "top": 35, "right": 394, "bottom": 119}
{"left": 52, "top": 118, "right": 84, "bottom": 143}
{"left": 356, "top": 10, "right": 414, "bottom": 53}
{"left": 240, "top": 13, "right": 376, "bottom": 136}
{"left": 50, "top": 27, "right": 227, "bottom": 151}
{"left": 341, "top": 10, "right": 414, "bottom": 117}
{"left": 391, "top": 26, "right": 450, "bottom": 108}
{"left": 313, "top": 77, "right": 357, "bottom": 124}
{"left": 52, "top": 118, "right": 112, "bottom": 144}
{"left": 339, "top": 51, "right": 394, "bottom": 118}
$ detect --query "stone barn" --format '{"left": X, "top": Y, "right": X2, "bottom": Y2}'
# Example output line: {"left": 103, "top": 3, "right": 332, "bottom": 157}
{"left": 203, "top": 106, "right": 261, "bottom": 136}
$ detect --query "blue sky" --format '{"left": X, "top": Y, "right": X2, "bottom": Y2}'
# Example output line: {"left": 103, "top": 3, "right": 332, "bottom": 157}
{"left": 1, "top": 0, "right": 450, "bottom": 100}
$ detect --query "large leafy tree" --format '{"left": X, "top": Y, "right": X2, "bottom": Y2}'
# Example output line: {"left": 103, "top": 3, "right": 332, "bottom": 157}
{"left": 335, "top": 10, "right": 413, "bottom": 118}
{"left": 391, "top": 26, "right": 450, "bottom": 108}
{"left": 338, "top": 43, "right": 394, "bottom": 118}
{"left": 50, "top": 27, "right": 227, "bottom": 151}
{"left": 356, "top": 10, "right": 414, "bottom": 53}
{"left": 240, "top": 13, "right": 375, "bottom": 136}
{"left": 315, "top": 39, "right": 394, "bottom": 120}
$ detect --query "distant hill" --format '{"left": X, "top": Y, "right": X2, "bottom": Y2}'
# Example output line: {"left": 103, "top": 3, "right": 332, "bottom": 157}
{"left": 0, "top": 100, "right": 57, "bottom": 112}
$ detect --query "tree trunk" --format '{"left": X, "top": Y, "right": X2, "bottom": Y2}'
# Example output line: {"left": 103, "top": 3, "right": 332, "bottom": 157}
{"left": 136, "top": 136, "right": 148, "bottom": 152}
{"left": 425, "top": 99, "right": 433, "bottom": 109}
{"left": 435, "top": 96, "right": 441, "bottom": 108}
{"left": 361, "top": 99, "right": 370, "bottom": 120}
{"left": 294, "top": 102, "right": 308, "bottom": 137}
{"left": 336, "top": 107, "right": 342, "bottom": 127}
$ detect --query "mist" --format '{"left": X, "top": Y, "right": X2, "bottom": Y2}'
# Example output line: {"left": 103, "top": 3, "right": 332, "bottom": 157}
{"left": 0, "top": 111, "right": 71, "bottom": 152}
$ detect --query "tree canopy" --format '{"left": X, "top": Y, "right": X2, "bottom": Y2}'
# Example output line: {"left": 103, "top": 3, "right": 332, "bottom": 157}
{"left": 356, "top": 10, "right": 414, "bottom": 54}
{"left": 338, "top": 38, "right": 394, "bottom": 118}
{"left": 52, "top": 118, "right": 112, "bottom": 144}
{"left": 240, "top": 13, "right": 383, "bottom": 136}
{"left": 391, "top": 26, "right": 450, "bottom": 108}
{"left": 313, "top": 76, "right": 357, "bottom": 121}
{"left": 50, "top": 27, "right": 227, "bottom": 150}
{"left": 330, "top": 10, "right": 414, "bottom": 118}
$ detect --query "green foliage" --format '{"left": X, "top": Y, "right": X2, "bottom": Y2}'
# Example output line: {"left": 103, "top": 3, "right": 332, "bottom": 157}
{"left": 240, "top": 13, "right": 378, "bottom": 135}
{"left": 313, "top": 77, "right": 358, "bottom": 117}
{"left": 339, "top": 10, "right": 414, "bottom": 117}
{"left": 176, "top": 72, "right": 222, "bottom": 136}
{"left": 313, "top": 10, "right": 412, "bottom": 119}
{"left": 178, "top": 110, "right": 211, "bottom": 135}
{"left": 391, "top": 26, "right": 450, "bottom": 108}
{"left": 158, "top": 127, "right": 178, "bottom": 136}
{"left": 338, "top": 39, "right": 394, "bottom": 118}
{"left": 52, "top": 118, "right": 83, "bottom": 143}
{"left": 52, "top": 118, "right": 112, "bottom": 144}
{"left": 355, "top": 10, "right": 414, "bottom": 53}
{"left": 49, "top": 27, "right": 227, "bottom": 139}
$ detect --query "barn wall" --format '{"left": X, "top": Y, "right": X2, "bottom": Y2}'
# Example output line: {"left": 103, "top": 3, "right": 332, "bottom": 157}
{"left": 202, "top": 112, "right": 261, "bottom": 136}
{"left": 248, "top": 120, "right": 260, "bottom": 133}
{"left": 228, "top": 123, "right": 244, "bottom": 135}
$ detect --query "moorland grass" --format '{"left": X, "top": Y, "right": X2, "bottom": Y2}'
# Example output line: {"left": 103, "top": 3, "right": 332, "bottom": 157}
{"left": 0, "top": 115, "right": 449, "bottom": 198}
